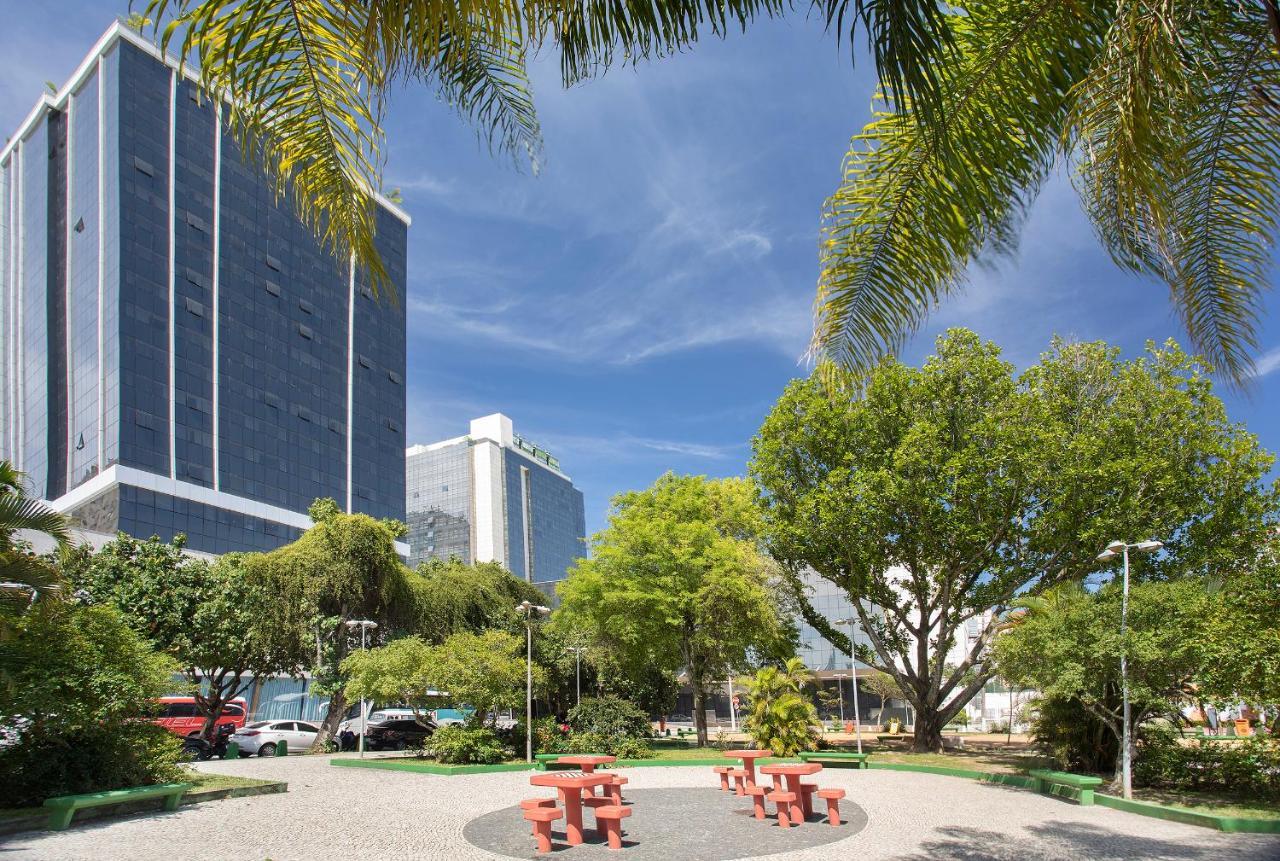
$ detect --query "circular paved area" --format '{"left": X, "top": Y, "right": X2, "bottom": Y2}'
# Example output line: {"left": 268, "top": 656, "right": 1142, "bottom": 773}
{"left": 4, "top": 755, "right": 1279, "bottom": 860}
{"left": 463, "top": 786, "right": 867, "bottom": 859}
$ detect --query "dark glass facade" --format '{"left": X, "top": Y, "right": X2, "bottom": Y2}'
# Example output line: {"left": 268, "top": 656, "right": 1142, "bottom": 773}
{"left": 0, "top": 27, "right": 409, "bottom": 556}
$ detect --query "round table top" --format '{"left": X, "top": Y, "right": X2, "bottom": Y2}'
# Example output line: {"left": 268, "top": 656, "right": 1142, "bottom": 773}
{"left": 554, "top": 754, "right": 617, "bottom": 766}
{"left": 530, "top": 771, "right": 615, "bottom": 789}
{"left": 759, "top": 762, "right": 823, "bottom": 776}
{"left": 723, "top": 749, "right": 773, "bottom": 759}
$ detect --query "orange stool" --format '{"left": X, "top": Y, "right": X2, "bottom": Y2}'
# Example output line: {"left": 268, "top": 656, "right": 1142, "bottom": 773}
{"left": 520, "top": 798, "right": 556, "bottom": 834}
{"left": 798, "top": 782, "right": 819, "bottom": 819}
{"left": 712, "top": 766, "right": 733, "bottom": 791}
{"left": 745, "top": 784, "right": 770, "bottom": 820}
{"left": 595, "top": 804, "right": 632, "bottom": 850}
{"left": 729, "top": 768, "right": 748, "bottom": 796}
{"left": 608, "top": 775, "right": 628, "bottom": 804}
{"left": 523, "top": 806, "right": 563, "bottom": 853}
{"left": 767, "top": 790, "right": 796, "bottom": 828}
{"left": 817, "top": 788, "right": 846, "bottom": 826}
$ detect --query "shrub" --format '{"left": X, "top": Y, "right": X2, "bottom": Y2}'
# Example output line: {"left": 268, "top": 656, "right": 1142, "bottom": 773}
{"left": 566, "top": 696, "right": 651, "bottom": 740}
{"left": 1029, "top": 695, "right": 1117, "bottom": 773}
{"left": 1135, "top": 729, "right": 1280, "bottom": 798}
{"left": 425, "top": 725, "right": 511, "bottom": 764}
{"left": 563, "top": 730, "right": 655, "bottom": 759}
{"left": 530, "top": 716, "right": 570, "bottom": 754}
{"left": 743, "top": 659, "right": 820, "bottom": 756}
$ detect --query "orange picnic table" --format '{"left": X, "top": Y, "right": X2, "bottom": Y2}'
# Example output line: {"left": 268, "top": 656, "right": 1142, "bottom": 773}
{"left": 530, "top": 770, "right": 615, "bottom": 845}
{"left": 723, "top": 749, "right": 772, "bottom": 789}
{"left": 759, "top": 762, "right": 822, "bottom": 825}
{"left": 555, "top": 754, "right": 618, "bottom": 797}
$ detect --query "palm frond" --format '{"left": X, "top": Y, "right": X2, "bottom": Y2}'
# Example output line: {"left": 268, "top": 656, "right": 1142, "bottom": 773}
{"left": 0, "top": 493, "right": 72, "bottom": 550}
{"left": 812, "top": 1, "right": 1110, "bottom": 374}
{"left": 0, "top": 552, "right": 64, "bottom": 608}
{"left": 1158, "top": 13, "right": 1280, "bottom": 381}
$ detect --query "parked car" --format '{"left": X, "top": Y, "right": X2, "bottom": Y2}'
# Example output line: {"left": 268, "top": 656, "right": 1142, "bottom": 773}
{"left": 432, "top": 708, "right": 474, "bottom": 727}
{"left": 365, "top": 717, "right": 435, "bottom": 751}
{"left": 337, "top": 706, "right": 418, "bottom": 738}
{"left": 153, "top": 696, "right": 247, "bottom": 738}
{"left": 230, "top": 720, "right": 320, "bottom": 756}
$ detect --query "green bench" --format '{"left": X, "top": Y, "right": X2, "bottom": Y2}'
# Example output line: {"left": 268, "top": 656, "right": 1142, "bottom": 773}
{"left": 1028, "top": 769, "right": 1104, "bottom": 805}
{"left": 534, "top": 753, "right": 579, "bottom": 771}
{"left": 797, "top": 751, "right": 869, "bottom": 769}
{"left": 43, "top": 782, "right": 192, "bottom": 830}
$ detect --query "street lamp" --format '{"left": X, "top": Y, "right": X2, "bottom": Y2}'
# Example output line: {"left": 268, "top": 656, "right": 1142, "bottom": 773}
{"left": 834, "top": 617, "right": 864, "bottom": 754}
{"left": 345, "top": 619, "right": 378, "bottom": 758}
{"left": 1096, "top": 538, "right": 1163, "bottom": 799}
{"left": 566, "top": 646, "right": 586, "bottom": 706}
{"left": 517, "top": 601, "right": 552, "bottom": 763}
{"left": 833, "top": 673, "right": 848, "bottom": 725}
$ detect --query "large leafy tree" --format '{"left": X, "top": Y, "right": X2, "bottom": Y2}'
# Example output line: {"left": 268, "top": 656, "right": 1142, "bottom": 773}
{"left": 752, "top": 329, "right": 1276, "bottom": 752}
{"left": 557, "top": 473, "right": 794, "bottom": 746}
{"left": 1199, "top": 543, "right": 1280, "bottom": 707}
{"left": 994, "top": 579, "right": 1211, "bottom": 790}
{"left": 65, "top": 535, "right": 308, "bottom": 739}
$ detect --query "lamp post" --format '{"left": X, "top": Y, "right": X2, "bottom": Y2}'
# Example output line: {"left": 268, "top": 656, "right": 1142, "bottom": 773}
{"left": 1096, "top": 538, "right": 1163, "bottom": 799}
{"left": 727, "top": 678, "right": 737, "bottom": 731}
{"left": 833, "top": 673, "right": 848, "bottom": 725}
{"left": 345, "top": 619, "right": 378, "bottom": 758}
{"left": 517, "top": 600, "right": 552, "bottom": 763}
{"left": 834, "top": 617, "right": 864, "bottom": 754}
{"left": 566, "top": 646, "right": 585, "bottom": 706}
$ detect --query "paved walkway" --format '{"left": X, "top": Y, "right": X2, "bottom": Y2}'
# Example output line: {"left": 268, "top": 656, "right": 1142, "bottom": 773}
{"left": 5, "top": 756, "right": 1278, "bottom": 860}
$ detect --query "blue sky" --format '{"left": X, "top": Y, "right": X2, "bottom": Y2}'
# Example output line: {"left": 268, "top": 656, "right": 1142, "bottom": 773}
{"left": 4, "top": 5, "right": 1278, "bottom": 537}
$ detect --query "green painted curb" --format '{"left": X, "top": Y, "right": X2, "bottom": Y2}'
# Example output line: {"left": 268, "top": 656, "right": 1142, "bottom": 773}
{"left": 1096, "top": 795, "right": 1280, "bottom": 833}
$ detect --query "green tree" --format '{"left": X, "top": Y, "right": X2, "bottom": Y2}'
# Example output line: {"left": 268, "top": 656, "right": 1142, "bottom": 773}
{"left": 344, "top": 629, "right": 532, "bottom": 728}
{"left": 743, "top": 658, "right": 819, "bottom": 756}
{"left": 558, "top": 473, "right": 794, "bottom": 746}
{"left": 0, "top": 601, "right": 181, "bottom": 804}
{"left": 1200, "top": 546, "right": 1280, "bottom": 707}
{"left": 65, "top": 535, "right": 309, "bottom": 739}
{"left": 994, "top": 579, "right": 1211, "bottom": 789}
{"left": 411, "top": 557, "right": 548, "bottom": 642}
{"left": 258, "top": 499, "right": 417, "bottom": 749}
{"left": 0, "top": 460, "right": 70, "bottom": 611}
{"left": 860, "top": 670, "right": 903, "bottom": 726}
{"left": 752, "top": 329, "right": 1276, "bottom": 752}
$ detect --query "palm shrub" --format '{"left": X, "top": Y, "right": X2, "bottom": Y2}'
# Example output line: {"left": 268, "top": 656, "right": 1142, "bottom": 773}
{"left": 744, "top": 658, "right": 820, "bottom": 756}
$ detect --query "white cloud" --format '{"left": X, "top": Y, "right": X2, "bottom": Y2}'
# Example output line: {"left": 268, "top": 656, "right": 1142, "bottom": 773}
{"left": 1250, "top": 345, "right": 1280, "bottom": 379}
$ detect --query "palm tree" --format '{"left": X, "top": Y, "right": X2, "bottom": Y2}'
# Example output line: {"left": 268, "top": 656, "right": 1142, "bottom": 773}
{"left": 135, "top": 0, "right": 948, "bottom": 292}
{"left": 0, "top": 461, "right": 71, "bottom": 609}
{"left": 815, "top": 1, "right": 1280, "bottom": 383}
{"left": 140, "top": 3, "right": 1277, "bottom": 382}
{"left": 743, "top": 657, "right": 819, "bottom": 755}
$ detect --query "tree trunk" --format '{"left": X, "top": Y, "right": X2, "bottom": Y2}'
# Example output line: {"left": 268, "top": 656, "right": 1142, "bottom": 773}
{"left": 912, "top": 709, "right": 947, "bottom": 753}
{"left": 1107, "top": 722, "right": 1134, "bottom": 795}
{"left": 693, "top": 685, "right": 708, "bottom": 747}
{"left": 312, "top": 690, "right": 348, "bottom": 752}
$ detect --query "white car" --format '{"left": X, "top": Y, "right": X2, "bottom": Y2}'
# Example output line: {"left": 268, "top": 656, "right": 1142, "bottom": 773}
{"left": 337, "top": 707, "right": 417, "bottom": 738}
{"left": 231, "top": 720, "right": 319, "bottom": 756}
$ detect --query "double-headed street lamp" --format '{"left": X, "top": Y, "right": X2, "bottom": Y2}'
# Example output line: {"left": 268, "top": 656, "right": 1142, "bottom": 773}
{"left": 1096, "top": 538, "right": 1163, "bottom": 799}
{"left": 834, "top": 617, "right": 864, "bottom": 754}
{"left": 517, "top": 601, "right": 552, "bottom": 763}
{"left": 345, "top": 619, "right": 378, "bottom": 757}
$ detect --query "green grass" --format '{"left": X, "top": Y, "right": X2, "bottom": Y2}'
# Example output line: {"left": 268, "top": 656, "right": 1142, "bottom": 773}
{"left": 861, "top": 748, "right": 1054, "bottom": 775}
{"left": 181, "top": 770, "right": 277, "bottom": 792}
{"left": 1130, "top": 788, "right": 1280, "bottom": 820}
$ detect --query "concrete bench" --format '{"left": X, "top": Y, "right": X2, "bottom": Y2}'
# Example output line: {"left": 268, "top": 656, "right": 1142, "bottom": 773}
{"left": 797, "top": 751, "right": 869, "bottom": 769}
{"left": 1028, "top": 769, "right": 1104, "bottom": 806}
{"left": 595, "top": 804, "right": 631, "bottom": 849}
{"left": 43, "top": 782, "right": 192, "bottom": 830}
{"left": 534, "top": 753, "right": 576, "bottom": 771}
{"left": 523, "top": 806, "right": 563, "bottom": 853}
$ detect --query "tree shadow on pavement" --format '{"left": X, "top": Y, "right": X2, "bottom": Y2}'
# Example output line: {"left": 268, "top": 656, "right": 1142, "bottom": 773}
{"left": 889, "top": 822, "right": 1280, "bottom": 861}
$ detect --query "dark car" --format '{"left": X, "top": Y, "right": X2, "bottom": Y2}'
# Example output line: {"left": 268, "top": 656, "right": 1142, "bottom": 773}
{"left": 365, "top": 717, "right": 435, "bottom": 751}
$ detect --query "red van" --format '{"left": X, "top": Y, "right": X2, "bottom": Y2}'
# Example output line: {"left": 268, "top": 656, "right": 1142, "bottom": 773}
{"left": 153, "top": 696, "right": 248, "bottom": 737}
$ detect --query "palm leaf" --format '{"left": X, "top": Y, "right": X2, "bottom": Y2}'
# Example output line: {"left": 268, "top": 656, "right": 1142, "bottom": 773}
{"left": 812, "top": 0, "right": 1111, "bottom": 374}
{"left": 0, "top": 492, "right": 72, "bottom": 550}
{"left": 0, "top": 552, "right": 63, "bottom": 608}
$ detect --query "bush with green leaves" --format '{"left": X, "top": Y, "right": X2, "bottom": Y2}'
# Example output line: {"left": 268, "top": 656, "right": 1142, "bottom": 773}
{"left": 0, "top": 602, "right": 182, "bottom": 805}
{"left": 1135, "top": 728, "right": 1280, "bottom": 798}
{"left": 743, "top": 658, "right": 820, "bottom": 756}
{"left": 529, "top": 716, "right": 570, "bottom": 754}
{"left": 1029, "top": 695, "right": 1119, "bottom": 774}
{"left": 567, "top": 696, "right": 651, "bottom": 740}
{"left": 424, "top": 725, "right": 512, "bottom": 764}
{"left": 563, "top": 730, "right": 654, "bottom": 759}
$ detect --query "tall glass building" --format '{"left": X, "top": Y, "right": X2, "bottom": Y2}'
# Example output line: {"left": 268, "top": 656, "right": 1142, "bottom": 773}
{"left": 0, "top": 21, "right": 410, "bottom": 555}
{"left": 406, "top": 414, "right": 586, "bottom": 595}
